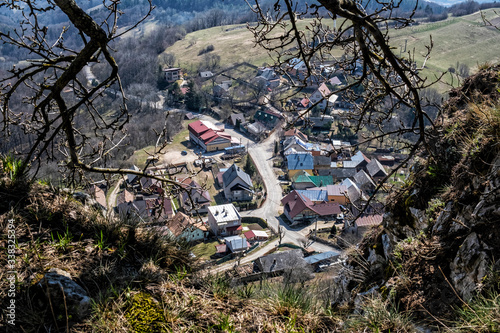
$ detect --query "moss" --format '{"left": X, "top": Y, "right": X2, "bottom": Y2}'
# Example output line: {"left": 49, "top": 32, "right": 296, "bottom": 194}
{"left": 124, "top": 292, "right": 168, "bottom": 333}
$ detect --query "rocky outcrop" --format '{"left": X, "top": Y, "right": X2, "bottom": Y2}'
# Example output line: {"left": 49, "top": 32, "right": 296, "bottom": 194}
{"left": 331, "top": 65, "right": 500, "bottom": 322}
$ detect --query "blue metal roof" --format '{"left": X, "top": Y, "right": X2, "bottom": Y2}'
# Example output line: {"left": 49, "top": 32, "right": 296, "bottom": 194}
{"left": 297, "top": 189, "right": 328, "bottom": 202}
{"left": 287, "top": 153, "right": 314, "bottom": 170}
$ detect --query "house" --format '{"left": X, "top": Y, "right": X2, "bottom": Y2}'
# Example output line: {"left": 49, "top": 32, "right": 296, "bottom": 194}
{"left": 213, "top": 81, "right": 231, "bottom": 97}
{"left": 281, "top": 190, "right": 342, "bottom": 224}
{"left": 116, "top": 188, "right": 135, "bottom": 206}
{"left": 325, "top": 185, "right": 348, "bottom": 205}
{"left": 366, "top": 159, "right": 388, "bottom": 182}
{"left": 313, "top": 155, "right": 332, "bottom": 171}
{"left": 296, "top": 189, "right": 329, "bottom": 203}
{"left": 286, "top": 153, "right": 314, "bottom": 178}
{"left": 318, "top": 167, "right": 356, "bottom": 181}
{"left": 207, "top": 204, "right": 242, "bottom": 236}
{"left": 286, "top": 58, "right": 308, "bottom": 77}
{"left": 304, "top": 251, "right": 341, "bottom": 268}
{"left": 254, "top": 109, "right": 282, "bottom": 126}
{"left": 229, "top": 113, "right": 246, "bottom": 128}
{"left": 89, "top": 182, "right": 107, "bottom": 210}
{"left": 222, "top": 164, "right": 254, "bottom": 201}
{"left": 178, "top": 179, "right": 211, "bottom": 214}
{"left": 307, "top": 115, "right": 335, "bottom": 128}
{"left": 164, "top": 67, "right": 181, "bottom": 82}
{"left": 125, "top": 165, "right": 141, "bottom": 185}
{"left": 344, "top": 214, "right": 383, "bottom": 236}
{"left": 351, "top": 151, "right": 371, "bottom": 171}
{"left": 246, "top": 121, "right": 268, "bottom": 138}
{"left": 291, "top": 170, "right": 333, "bottom": 190}
{"left": 116, "top": 195, "right": 173, "bottom": 222}
{"left": 284, "top": 128, "right": 308, "bottom": 142}
{"left": 199, "top": 71, "right": 214, "bottom": 78}
{"left": 308, "top": 83, "right": 338, "bottom": 110}
{"left": 224, "top": 235, "right": 250, "bottom": 253}
{"left": 255, "top": 67, "right": 281, "bottom": 88}
{"left": 139, "top": 177, "right": 163, "bottom": 195}
{"left": 341, "top": 178, "right": 363, "bottom": 203}
{"left": 188, "top": 120, "right": 232, "bottom": 152}
{"left": 164, "top": 212, "right": 208, "bottom": 242}
{"left": 354, "top": 169, "right": 377, "bottom": 194}
{"left": 244, "top": 230, "right": 269, "bottom": 242}
{"left": 254, "top": 249, "right": 307, "bottom": 273}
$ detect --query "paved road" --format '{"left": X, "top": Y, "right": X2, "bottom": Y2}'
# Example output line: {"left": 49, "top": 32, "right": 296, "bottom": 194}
{"left": 163, "top": 109, "right": 339, "bottom": 269}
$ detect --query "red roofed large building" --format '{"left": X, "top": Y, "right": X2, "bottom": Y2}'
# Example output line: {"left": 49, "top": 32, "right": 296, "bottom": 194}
{"left": 188, "top": 120, "right": 232, "bottom": 152}
{"left": 281, "top": 190, "right": 341, "bottom": 225}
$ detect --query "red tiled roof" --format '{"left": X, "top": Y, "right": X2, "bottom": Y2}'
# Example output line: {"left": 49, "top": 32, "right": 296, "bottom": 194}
{"left": 200, "top": 129, "right": 218, "bottom": 141}
{"left": 281, "top": 190, "right": 341, "bottom": 218}
{"left": 188, "top": 120, "right": 210, "bottom": 136}
{"left": 244, "top": 230, "right": 256, "bottom": 239}
{"left": 355, "top": 215, "right": 383, "bottom": 227}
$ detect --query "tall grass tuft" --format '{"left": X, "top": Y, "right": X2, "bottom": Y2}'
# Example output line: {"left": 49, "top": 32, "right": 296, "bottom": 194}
{"left": 454, "top": 291, "right": 500, "bottom": 332}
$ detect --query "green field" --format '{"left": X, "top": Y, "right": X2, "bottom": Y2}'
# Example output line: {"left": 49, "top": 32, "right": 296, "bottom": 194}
{"left": 164, "top": 10, "right": 500, "bottom": 91}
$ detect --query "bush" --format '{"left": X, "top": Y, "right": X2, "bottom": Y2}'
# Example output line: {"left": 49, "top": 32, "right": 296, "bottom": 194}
{"left": 198, "top": 44, "right": 214, "bottom": 56}
{"left": 241, "top": 216, "right": 268, "bottom": 229}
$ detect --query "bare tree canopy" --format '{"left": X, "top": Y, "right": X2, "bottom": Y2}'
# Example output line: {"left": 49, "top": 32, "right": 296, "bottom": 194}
{"left": 246, "top": 0, "right": 442, "bottom": 208}
{"left": 0, "top": 0, "right": 183, "bottom": 185}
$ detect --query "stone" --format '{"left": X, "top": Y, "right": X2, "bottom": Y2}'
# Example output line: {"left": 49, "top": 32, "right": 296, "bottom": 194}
{"left": 432, "top": 201, "right": 453, "bottom": 234}
{"left": 38, "top": 268, "right": 90, "bottom": 321}
{"left": 449, "top": 233, "right": 488, "bottom": 301}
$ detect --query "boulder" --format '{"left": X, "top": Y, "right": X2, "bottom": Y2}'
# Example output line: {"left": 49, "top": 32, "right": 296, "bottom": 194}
{"left": 37, "top": 268, "right": 90, "bottom": 321}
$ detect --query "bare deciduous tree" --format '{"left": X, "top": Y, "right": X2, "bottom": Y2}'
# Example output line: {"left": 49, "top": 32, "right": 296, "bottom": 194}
{"left": 246, "top": 0, "right": 443, "bottom": 213}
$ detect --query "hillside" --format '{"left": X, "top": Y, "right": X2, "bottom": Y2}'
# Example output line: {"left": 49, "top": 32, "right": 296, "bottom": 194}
{"left": 165, "top": 9, "right": 500, "bottom": 88}
{"left": 1, "top": 66, "right": 499, "bottom": 332}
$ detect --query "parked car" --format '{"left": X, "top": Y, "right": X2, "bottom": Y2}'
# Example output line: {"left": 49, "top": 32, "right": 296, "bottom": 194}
{"left": 181, "top": 150, "right": 187, "bottom": 155}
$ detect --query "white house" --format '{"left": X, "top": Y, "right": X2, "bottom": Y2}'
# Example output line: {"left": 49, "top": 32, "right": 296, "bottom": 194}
{"left": 207, "top": 204, "right": 242, "bottom": 236}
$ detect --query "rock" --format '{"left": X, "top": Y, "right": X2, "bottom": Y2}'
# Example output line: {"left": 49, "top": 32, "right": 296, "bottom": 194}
{"left": 37, "top": 268, "right": 90, "bottom": 321}
{"left": 449, "top": 233, "right": 488, "bottom": 301}
{"left": 410, "top": 207, "right": 427, "bottom": 231}
{"left": 432, "top": 201, "right": 453, "bottom": 234}
{"left": 381, "top": 233, "right": 393, "bottom": 260}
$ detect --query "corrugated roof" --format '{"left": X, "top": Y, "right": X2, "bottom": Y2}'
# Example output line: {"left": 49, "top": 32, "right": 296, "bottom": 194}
{"left": 297, "top": 189, "right": 328, "bottom": 202}
{"left": 287, "top": 153, "right": 314, "bottom": 171}
{"left": 304, "top": 251, "right": 340, "bottom": 264}
{"left": 326, "top": 185, "right": 348, "bottom": 197}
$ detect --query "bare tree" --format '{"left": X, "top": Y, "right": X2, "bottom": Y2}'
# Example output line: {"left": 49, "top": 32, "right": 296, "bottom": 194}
{"left": 246, "top": 0, "right": 443, "bottom": 213}
{"left": 278, "top": 225, "right": 286, "bottom": 245}
{"left": 0, "top": 0, "right": 189, "bottom": 189}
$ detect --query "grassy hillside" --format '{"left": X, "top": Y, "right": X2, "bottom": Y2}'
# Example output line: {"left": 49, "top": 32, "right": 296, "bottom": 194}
{"left": 164, "top": 9, "right": 500, "bottom": 89}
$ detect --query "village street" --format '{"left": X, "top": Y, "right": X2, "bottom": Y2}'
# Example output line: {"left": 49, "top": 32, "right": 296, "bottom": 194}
{"left": 192, "top": 111, "right": 340, "bottom": 255}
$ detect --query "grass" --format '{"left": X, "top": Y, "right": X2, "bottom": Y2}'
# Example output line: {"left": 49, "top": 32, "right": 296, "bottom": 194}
{"left": 127, "top": 118, "right": 198, "bottom": 168}
{"left": 165, "top": 9, "right": 500, "bottom": 93}
{"left": 190, "top": 239, "right": 218, "bottom": 260}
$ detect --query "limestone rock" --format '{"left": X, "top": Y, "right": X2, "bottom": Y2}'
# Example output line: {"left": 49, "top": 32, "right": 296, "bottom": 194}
{"left": 449, "top": 233, "right": 488, "bottom": 301}
{"left": 38, "top": 268, "right": 90, "bottom": 320}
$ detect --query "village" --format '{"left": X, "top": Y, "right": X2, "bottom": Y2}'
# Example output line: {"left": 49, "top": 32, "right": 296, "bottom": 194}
{"left": 88, "top": 58, "right": 409, "bottom": 281}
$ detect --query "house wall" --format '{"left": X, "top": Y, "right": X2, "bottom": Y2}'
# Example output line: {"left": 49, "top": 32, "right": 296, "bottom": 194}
{"left": 292, "top": 182, "right": 315, "bottom": 190}
{"left": 180, "top": 228, "right": 205, "bottom": 242}
{"left": 206, "top": 141, "right": 231, "bottom": 152}
{"left": 224, "top": 178, "right": 253, "bottom": 202}
{"left": 328, "top": 195, "right": 347, "bottom": 205}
